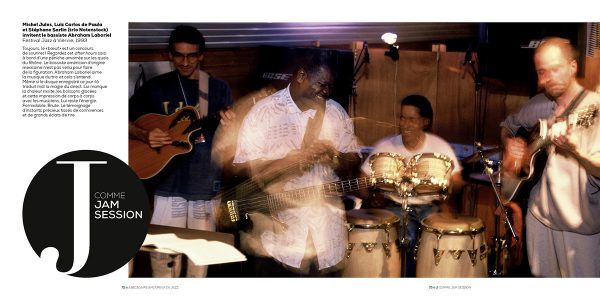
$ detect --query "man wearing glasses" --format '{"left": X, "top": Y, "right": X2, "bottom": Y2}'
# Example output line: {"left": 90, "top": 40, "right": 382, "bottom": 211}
{"left": 129, "top": 25, "right": 234, "bottom": 277}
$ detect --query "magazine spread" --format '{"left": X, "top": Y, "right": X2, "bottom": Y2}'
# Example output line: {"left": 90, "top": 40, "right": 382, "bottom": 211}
{"left": 3, "top": 1, "right": 600, "bottom": 299}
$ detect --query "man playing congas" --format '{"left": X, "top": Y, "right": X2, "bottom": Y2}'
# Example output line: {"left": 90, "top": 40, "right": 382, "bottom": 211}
{"left": 360, "top": 94, "right": 464, "bottom": 277}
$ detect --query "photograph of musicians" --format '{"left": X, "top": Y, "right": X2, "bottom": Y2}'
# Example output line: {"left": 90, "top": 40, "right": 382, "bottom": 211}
{"left": 128, "top": 25, "right": 234, "bottom": 277}
{"left": 360, "top": 94, "right": 464, "bottom": 277}
{"left": 233, "top": 51, "right": 362, "bottom": 276}
{"left": 500, "top": 37, "right": 600, "bottom": 277}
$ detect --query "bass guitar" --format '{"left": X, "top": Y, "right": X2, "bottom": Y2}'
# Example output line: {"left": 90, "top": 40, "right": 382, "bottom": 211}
{"left": 501, "top": 104, "right": 598, "bottom": 202}
{"left": 129, "top": 106, "right": 220, "bottom": 179}
{"left": 222, "top": 177, "right": 372, "bottom": 226}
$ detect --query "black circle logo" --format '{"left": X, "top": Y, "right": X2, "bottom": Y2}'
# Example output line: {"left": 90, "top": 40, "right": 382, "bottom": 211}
{"left": 23, "top": 150, "right": 149, "bottom": 277}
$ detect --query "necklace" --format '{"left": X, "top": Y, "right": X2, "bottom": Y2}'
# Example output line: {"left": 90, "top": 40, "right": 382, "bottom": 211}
{"left": 176, "top": 73, "right": 189, "bottom": 106}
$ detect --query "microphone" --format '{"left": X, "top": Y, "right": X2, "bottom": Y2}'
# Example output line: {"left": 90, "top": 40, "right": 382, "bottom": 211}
{"left": 364, "top": 41, "right": 370, "bottom": 64}
{"left": 463, "top": 44, "right": 472, "bottom": 66}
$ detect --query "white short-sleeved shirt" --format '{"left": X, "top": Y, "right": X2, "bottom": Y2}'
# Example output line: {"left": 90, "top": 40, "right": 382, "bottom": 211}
{"left": 361, "top": 133, "right": 462, "bottom": 205}
{"left": 501, "top": 92, "right": 600, "bottom": 234}
{"left": 234, "top": 85, "right": 361, "bottom": 269}
{"left": 527, "top": 93, "right": 600, "bottom": 234}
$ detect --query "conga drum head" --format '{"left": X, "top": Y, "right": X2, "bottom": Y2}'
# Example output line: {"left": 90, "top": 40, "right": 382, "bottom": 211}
{"left": 346, "top": 209, "right": 400, "bottom": 228}
{"left": 416, "top": 213, "right": 488, "bottom": 278}
{"left": 408, "top": 153, "right": 453, "bottom": 194}
{"left": 342, "top": 209, "right": 401, "bottom": 278}
{"left": 421, "top": 213, "right": 484, "bottom": 234}
{"left": 368, "top": 153, "right": 406, "bottom": 192}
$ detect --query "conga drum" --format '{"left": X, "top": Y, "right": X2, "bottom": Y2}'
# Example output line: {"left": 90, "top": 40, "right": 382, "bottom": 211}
{"left": 367, "top": 153, "right": 407, "bottom": 192}
{"left": 408, "top": 153, "right": 454, "bottom": 194}
{"left": 342, "top": 209, "right": 401, "bottom": 277}
{"left": 415, "top": 213, "right": 488, "bottom": 277}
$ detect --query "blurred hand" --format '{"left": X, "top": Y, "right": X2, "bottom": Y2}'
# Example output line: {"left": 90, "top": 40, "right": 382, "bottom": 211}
{"left": 304, "top": 140, "right": 338, "bottom": 166}
{"left": 219, "top": 107, "right": 236, "bottom": 127}
{"left": 550, "top": 121, "right": 578, "bottom": 154}
{"left": 147, "top": 128, "right": 172, "bottom": 148}
{"left": 503, "top": 137, "right": 528, "bottom": 175}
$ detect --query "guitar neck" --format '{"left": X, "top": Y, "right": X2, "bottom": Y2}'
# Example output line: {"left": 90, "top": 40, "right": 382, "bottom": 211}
{"left": 501, "top": 103, "right": 598, "bottom": 203}
{"left": 521, "top": 104, "right": 599, "bottom": 155}
{"left": 267, "top": 177, "right": 371, "bottom": 209}
{"left": 228, "top": 177, "right": 371, "bottom": 222}
{"left": 180, "top": 110, "right": 221, "bottom": 135}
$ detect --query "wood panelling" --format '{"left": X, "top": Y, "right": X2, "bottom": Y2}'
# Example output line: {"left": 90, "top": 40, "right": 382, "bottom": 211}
{"left": 396, "top": 51, "right": 439, "bottom": 124}
{"left": 435, "top": 52, "right": 477, "bottom": 145}
{"left": 583, "top": 53, "right": 600, "bottom": 92}
{"left": 481, "top": 90, "right": 507, "bottom": 146}
{"left": 352, "top": 48, "right": 439, "bottom": 146}
{"left": 352, "top": 47, "right": 399, "bottom": 146}
{"left": 353, "top": 48, "right": 504, "bottom": 147}
{"left": 130, "top": 45, "right": 600, "bottom": 149}
{"left": 435, "top": 53, "right": 506, "bottom": 146}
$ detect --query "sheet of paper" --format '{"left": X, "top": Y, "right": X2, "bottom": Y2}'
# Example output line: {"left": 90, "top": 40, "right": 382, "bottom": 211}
{"left": 142, "top": 233, "right": 246, "bottom": 266}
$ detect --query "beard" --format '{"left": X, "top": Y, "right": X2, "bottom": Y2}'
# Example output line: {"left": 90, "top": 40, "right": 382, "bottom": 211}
{"left": 541, "top": 82, "right": 567, "bottom": 100}
{"left": 543, "top": 89, "right": 562, "bottom": 100}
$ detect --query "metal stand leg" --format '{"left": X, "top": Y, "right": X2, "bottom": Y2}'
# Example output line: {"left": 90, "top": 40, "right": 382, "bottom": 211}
{"left": 398, "top": 204, "right": 410, "bottom": 277}
{"left": 489, "top": 213, "right": 511, "bottom": 277}
{"left": 473, "top": 144, "right": 516, "bottom": 277}
{"left": 489, "top": 214, "right": 503, "bottom": 277}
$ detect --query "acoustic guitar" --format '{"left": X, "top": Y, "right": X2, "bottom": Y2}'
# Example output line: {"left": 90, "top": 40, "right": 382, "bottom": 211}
{"left": 501, "top": 104, "right": 598, "bottom": 202}
{"left": 129, "top": 106, "right": 220, "bottom": 179}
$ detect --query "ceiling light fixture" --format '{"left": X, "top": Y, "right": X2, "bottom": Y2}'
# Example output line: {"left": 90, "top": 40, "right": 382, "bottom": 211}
{"left": 381, "top": 33, "right": 399, "bottom": 61}
{"left": 381, "top": 33, "right": 397, "bottom": 45}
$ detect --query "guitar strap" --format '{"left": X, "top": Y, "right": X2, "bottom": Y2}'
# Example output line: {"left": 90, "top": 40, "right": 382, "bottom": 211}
{"left": 558, "top": 88, "right": 588, "bottom": 118}
{"left": 197, "top": 69, "right": 210, "bottom": 117}
{"left": 191, "top": 70, "right": 210, "bottom": 145}
{"left": 301, "top": 105, "right": 326, "bottom": 150}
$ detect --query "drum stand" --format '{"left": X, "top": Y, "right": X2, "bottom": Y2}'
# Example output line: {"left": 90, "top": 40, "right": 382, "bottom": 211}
{"left": 474, "top": 142, "right": 518, "bottom": 277}
{"left": 392, "top": 180, "right": 447, "bottom": 277}
{"left": 396, "top": 182, "right": 412, "bottom": 278}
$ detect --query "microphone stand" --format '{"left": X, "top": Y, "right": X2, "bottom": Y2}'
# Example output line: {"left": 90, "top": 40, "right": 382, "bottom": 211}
{"left": 466, "top": 55, "right": 485, "bottom": 147}
{"left": 350, "top": 40, "right": 369, "bottom": 117}
{"left": 474, "top": 142, "right": 518, "bottom": 276}
{"left": 353, "top": 40, "right": 369, "bottom": 79}
{"left": 466, "top": 49, "right": 511, "bottom": 275}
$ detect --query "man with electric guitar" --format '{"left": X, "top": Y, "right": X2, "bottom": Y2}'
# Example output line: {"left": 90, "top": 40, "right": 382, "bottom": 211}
{"left": 128, "top": 25, "right": 235, "bottom": 277}
{"left": 500, "top": 37, "right": 600, "bottom": 277}
{"left": 232, "top": 51, "right": 362, "bottom": 276}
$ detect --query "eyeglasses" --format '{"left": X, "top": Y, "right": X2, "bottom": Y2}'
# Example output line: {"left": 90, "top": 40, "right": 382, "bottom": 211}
{"left": 171, "top": 51, "right": 201, "bottom": 62}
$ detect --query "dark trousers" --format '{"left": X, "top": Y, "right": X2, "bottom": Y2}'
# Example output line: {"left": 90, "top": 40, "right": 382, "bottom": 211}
{"left": 387, "top": 204, "right": 438, "bottom": 277}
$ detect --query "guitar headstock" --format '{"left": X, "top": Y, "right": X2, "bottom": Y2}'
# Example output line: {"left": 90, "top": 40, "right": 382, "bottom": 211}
{"left": 539, "top": 104, "right": 599, "bottom": 140}
{"left": 574, "top": 104, "right": 598, "bottom": 128}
